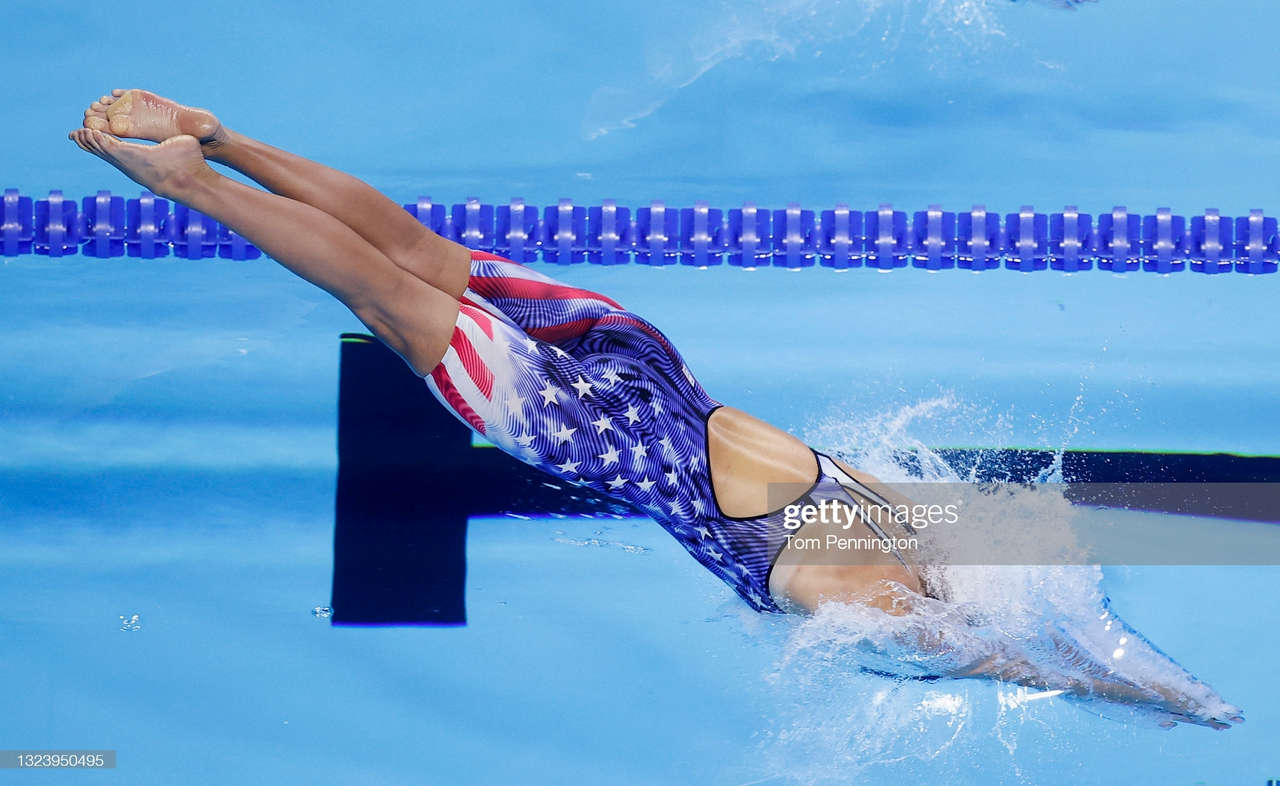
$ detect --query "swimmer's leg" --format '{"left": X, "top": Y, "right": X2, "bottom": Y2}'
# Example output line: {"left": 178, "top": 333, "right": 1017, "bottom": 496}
{"left": 83, "top": 89, "right": 470, "bottom": 299}
{"left": 68, "top": 128, "right": 458, "bottom": 375}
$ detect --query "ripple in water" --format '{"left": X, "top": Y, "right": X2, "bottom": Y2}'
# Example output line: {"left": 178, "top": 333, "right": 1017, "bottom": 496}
{"left": 582, "top": 0, "right": 1062, "bottom": 140}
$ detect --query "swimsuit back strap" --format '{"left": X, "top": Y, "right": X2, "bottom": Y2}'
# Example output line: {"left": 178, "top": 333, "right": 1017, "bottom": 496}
{"left": 814, "top": 452, "right": 914, "bottom": 571}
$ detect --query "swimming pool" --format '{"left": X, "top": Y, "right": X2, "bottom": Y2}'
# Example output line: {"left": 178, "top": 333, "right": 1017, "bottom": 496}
{"left": 3, "top": 0, "right": 1278, "bottom": 783}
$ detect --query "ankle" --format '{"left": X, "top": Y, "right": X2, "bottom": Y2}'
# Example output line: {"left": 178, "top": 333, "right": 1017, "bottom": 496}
{"left": 200, "top": 126, "right": 234, "bottom": 161}
{"left": 155, "top": 159, "right": 219, "bottom": 202}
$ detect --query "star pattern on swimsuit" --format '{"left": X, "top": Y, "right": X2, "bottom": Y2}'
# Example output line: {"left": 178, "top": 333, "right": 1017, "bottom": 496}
{"left": 538, "top": 382, "right": 559, "bottom": 406}
{"left": 598, "top": 444, "right": 620, "bottom": 467}
{"left": 570, "top": 376, "right": 593, "bottom": 397}
{"left": 427, "top": 265, "right": 783, "bottom": 615}
{"left": 591, "top": 414, "right": 613, "bottom": 434}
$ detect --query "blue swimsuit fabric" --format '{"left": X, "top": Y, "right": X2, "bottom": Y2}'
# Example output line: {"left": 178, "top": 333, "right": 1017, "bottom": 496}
{"left": 424, "top": 250, "right": 797, "bottom": 612}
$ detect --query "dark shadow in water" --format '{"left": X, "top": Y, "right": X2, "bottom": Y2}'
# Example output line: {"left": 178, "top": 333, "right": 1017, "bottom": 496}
{"left": 332, "top": 335, "right": 622, "bottom": 627}
{"left": 333, "top": 334, "right": 1280, "bottom": 626}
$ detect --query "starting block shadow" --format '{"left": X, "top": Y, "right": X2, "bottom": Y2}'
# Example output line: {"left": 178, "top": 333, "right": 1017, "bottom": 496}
{"left": 332, "top": 334, "right": 1280, "bottom": 626}
{"left": 331, "top": 333, "right": 621, "bottom": 626}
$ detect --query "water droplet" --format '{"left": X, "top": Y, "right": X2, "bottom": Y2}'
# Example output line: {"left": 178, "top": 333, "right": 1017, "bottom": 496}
{"left": 118, "top": 614, "right": 141, "bottom": 632}
{"left": 311, "top": 606, "right": 333, "bottom": 619}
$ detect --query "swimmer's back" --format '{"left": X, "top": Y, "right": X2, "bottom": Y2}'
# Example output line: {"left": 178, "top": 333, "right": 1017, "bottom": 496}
{"left": 706, "top": 406, "right": 818, "bottom": 518}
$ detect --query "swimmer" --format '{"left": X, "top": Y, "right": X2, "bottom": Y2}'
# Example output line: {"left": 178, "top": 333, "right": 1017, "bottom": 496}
{"left": 71, "top": 89, "right": 1240, "bottom": 730}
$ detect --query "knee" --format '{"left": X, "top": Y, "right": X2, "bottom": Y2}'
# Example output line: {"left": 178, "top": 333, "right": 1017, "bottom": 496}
{"left": 388, "top": 230, "right": 471, "bottom": 299}
{"left": 350, "top": 272, "right": 456, "bottom": 377}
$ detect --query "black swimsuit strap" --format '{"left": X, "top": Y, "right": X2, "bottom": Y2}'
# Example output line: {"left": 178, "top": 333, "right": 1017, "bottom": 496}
{"left": 812, "top": 451, "right": 914, "bottom": 570}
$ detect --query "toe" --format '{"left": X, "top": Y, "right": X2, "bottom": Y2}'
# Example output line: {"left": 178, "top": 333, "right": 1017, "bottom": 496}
{"left": 94, "top": 131, "right": 146, "bottom": 155}
{"left": 85, "top": 129, "right": 109, "bottom": 153}
{"left": 112, "top": 88, "right": 125, "bottom": 96}
{"left": 83, "top": 107, "right": 108, "bottom": 129}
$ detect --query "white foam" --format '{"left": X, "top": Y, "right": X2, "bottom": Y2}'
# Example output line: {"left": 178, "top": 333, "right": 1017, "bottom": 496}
{"left": 750, "top": 397, "right": 1242, "bottom": 777}
{"left": 582, "top": 0, "right": 1011, "bottom": 140}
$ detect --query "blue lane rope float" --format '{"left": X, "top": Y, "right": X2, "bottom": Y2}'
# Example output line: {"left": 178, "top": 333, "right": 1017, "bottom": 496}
{"left": 3, "top": 188, "right": 1277, "bottom": 274}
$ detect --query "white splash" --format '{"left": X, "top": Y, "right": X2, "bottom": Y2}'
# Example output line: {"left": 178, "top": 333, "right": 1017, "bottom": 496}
{"left": 748, "top": 397, "right": 1242, "bottom": 781}
{"left": 552, "top": 535, "right": 651, "bottom": 553}
{"left": 583, "top": 0, "right": 1011, "bottom": 140}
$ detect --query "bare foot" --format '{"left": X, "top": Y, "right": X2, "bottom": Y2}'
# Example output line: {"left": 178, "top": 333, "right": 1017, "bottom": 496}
{"left": 83, "top": 89, "right": 222, "bottom": 147}
{"left": 67, "top": 129, "right": 212, "bottom": 201}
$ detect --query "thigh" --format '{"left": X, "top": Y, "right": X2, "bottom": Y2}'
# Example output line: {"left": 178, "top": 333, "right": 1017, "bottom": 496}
{"left": 396, "top": 231, "right": 473, "bottom": 301}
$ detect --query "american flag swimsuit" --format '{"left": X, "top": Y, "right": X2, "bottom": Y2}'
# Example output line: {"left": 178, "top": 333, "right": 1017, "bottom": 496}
{"left": 424, "top": 250, "right": 799, "bottom": 612}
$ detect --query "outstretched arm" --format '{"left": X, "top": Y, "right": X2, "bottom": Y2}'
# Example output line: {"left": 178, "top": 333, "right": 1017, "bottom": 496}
{"left": 814, "top": 582, "right": 1244, "bottom": 730}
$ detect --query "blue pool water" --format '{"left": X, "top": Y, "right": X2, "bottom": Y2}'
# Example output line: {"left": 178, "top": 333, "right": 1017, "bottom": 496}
{"left": 4, "top": 0, "right": 1279, "bottom": 784}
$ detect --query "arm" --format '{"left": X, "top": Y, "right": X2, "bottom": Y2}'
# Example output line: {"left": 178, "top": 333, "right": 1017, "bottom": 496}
{"left": 810, "top": 583, "right": 1241, "bottom": 729}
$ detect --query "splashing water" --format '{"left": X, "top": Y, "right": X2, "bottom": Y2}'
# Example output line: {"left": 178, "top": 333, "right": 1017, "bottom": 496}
{"left": 750, "top": 397, "right": 1242, "bottom": 781}
{"left": 579, "top": 0, "right": 1089, "bottom": 140}
{"left": 553, "top": 532, "right": 651, "bottom": 553}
